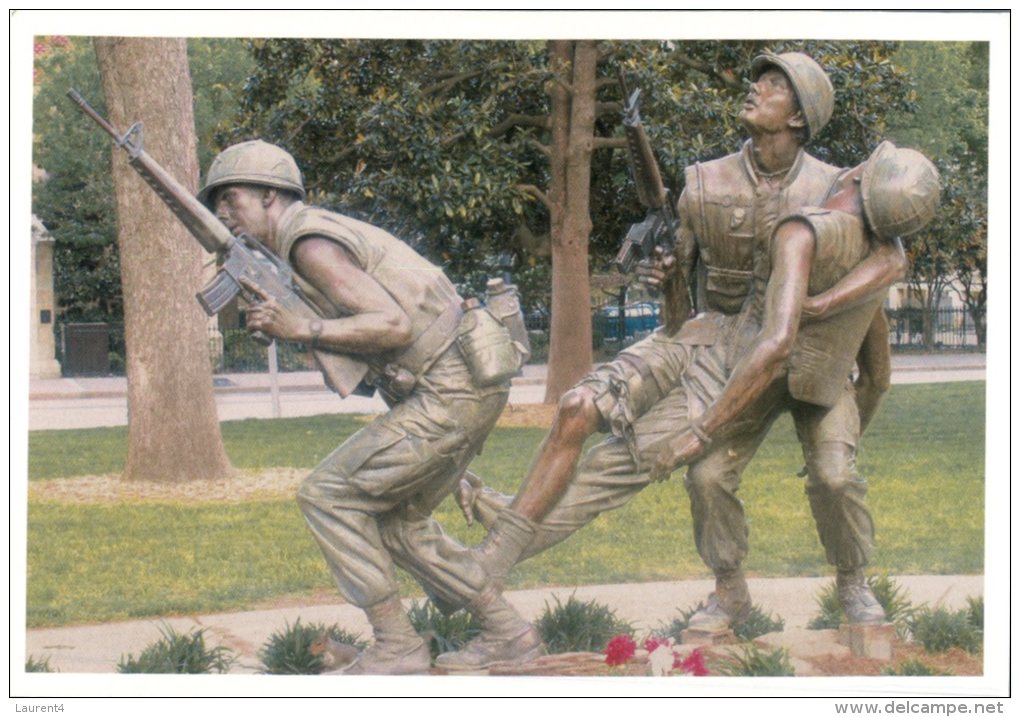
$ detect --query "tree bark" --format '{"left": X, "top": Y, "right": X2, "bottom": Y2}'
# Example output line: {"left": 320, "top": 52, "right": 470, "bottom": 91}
{"left": 544, "top": 40, "right": 597, "bottom": 403}
{"left": 95, "top": 37, "right": 233, "bottom": 482}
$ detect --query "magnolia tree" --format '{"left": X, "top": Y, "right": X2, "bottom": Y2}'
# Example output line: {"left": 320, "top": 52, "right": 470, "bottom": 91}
{"left": 226, "top": 38, "right": 914, "bottom": 400}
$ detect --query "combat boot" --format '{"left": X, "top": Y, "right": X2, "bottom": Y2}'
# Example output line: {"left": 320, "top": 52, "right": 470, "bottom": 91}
{"left": 472, "top": 508, "right": 536, "bottom": 586}
{"left": 687, "top": 568, "right": 752, "bottom": 632}
{"left": 337, "top": 596, "right": 431, "bottom": 675}
{"left": 434, "top": 585, "right": 544, "bottom": 671}
{"left": 837, "top": 569, "right": 887, "bottom": 624}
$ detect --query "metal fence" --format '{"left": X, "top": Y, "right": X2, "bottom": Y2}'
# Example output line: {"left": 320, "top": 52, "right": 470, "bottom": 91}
{"left": 886, "top": 306, "right": 982, "bottom": 350}
{"left": 55, "top": 322, "right": 318, "bottom": 377}
{"left": 54, "top": 306, "right": 982, "bottom": 377}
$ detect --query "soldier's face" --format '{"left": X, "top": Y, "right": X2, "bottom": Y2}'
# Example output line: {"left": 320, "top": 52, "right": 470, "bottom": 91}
{"left": 214, "top": 185, "right": 272, "bottom": 242}
{"left": 740, "top": 69, "right": 801, "bottom": 134}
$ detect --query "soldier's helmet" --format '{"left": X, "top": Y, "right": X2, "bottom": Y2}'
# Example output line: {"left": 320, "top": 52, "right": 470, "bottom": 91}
{"left": 861, "top": 141, "right": 941, "bottom": 241}
{"left": 198, "top": 140, "right": 306, "bottom": 208}
{"left": 750, "top": 51, "right": 834, "bottom": 141}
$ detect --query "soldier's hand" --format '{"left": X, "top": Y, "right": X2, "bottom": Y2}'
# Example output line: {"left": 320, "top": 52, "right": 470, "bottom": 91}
{"left": 636, "top": 246, "right": 677, "bottom": 291}
{"left": 650, "top": 429, "right": 705, "bottom": 482}
{"left": 799, "top": 293, "right": 831, "bottom": 323}
{"left": 456, "top": 473, "right": 483, "bottom": 526}
{"left": 240, "top": 278, "right": 304, "bottom": 341}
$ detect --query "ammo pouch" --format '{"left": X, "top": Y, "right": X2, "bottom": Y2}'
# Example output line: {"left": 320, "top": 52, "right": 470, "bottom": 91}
{"left": 456, "top": 298, "right": 525, "bottom": 387}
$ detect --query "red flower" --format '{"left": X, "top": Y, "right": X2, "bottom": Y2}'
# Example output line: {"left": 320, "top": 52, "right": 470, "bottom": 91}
{"left": 50, "top": 35, "right": 69, "bottom": 47}
{"left": 644, "top": 637, "right": 671, "bottom": 653}
{"left": 604, "top": 634, "right": 637, "bottom": 666}
{"left": 677, "top": 648, "right": 709, "bottom": 676}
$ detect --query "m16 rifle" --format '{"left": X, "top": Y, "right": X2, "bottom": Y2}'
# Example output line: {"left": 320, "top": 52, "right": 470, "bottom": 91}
{"left": 614, "top": 84, "right": 680, "bottom": 275}
{"left": 67, "top": 88, "right": 370, "bottom": 397}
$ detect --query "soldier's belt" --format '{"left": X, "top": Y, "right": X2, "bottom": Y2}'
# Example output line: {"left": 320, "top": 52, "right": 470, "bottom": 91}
{"left": 391, "top": 299, "right": 464, "bottom": 380}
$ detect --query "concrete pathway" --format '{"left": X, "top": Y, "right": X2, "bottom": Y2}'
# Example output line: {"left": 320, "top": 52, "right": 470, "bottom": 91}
{"left": 26, "top": 354, "right": 985, "bottom": 431}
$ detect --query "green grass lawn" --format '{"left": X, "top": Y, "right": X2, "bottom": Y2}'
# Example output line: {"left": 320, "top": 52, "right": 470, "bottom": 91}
{"left": 25, "top": 382, "right": 985, "bottom": 627}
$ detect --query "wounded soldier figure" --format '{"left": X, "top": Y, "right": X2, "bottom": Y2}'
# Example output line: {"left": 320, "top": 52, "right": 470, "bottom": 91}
{"left": 444, "top": 141, "right": 940, "bottom": 669}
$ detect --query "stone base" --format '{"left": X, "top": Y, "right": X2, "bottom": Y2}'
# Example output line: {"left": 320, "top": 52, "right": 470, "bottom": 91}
{"left": 838, "top": 622, "right": 896, "bottom": 660}
{"left": 487, "top": 652, "right": 607, "bottom": 676}
{"left": 30, "top": 357, "right": 63, "bottom": 379}
{"left": 681, "top": 627, "right": 737, "bottom": 646}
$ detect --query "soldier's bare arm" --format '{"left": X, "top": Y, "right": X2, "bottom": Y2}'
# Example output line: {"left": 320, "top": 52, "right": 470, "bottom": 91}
{"left": 801, "top": 237, "right": 907, "bottom": 322}
{"left": 650, "top": 219, "right": 815, "bottom": 478}
{"left": 245, "top": 236, "right": 413, "bottom": 353}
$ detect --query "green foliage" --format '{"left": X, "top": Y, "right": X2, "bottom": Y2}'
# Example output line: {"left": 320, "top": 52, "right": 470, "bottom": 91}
{"left": 32, "top": 36, "right": 120, "bottom": 323}
{"left": 259, "top": 618, "right": 366, "bottom": 674}
{"left": 228, "top": 39, "right": 916, "bottom": 298}
{"left": 808, "top": 574, "right": 915, "bottom": 631}
{"left": 734, "top": 606, "right": 785, "bottom": 642}
{"left": 535, "top": 594, "right": 633, "bottom": 654}
{"left": 805, "top": 585, "right": 842, "bottom": 631}
{"left": 712, "top": 644, "right": 795, "bottom": 677}
{"left": 966, "top": 595, "right": 983, "bottom": 633}
{"left": 116, "top": 623, "right": 235, "bottom": 673}
{"left": 907, "top": 606, "right": 983, "bottom": 654}
{"left": 36, "top": 36, "right": 987, "bottom": 350}
{"left": 32, "top": 36, "right": 253, "bottom": 324}
{"left": 525, "top": 330, "right": 549, "bottom": 364}
{"left": 881, "top": 658, "right": 952, "bottom": 676}
{"left": 886, "top": 42, "right": 989, "bottom": 349}
{"left": 655, "top": 602, "right": 784, "bottom": 642}
{"left": 407, "top": 600, "right": 483, "bottom": 660}
{"left": 25, "top": 655, "right": 55, "bottom": 672}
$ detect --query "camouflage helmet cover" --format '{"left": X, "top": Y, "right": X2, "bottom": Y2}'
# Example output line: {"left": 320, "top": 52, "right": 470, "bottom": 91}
{"left": 198, "top": 139, "right": 306, "bottom": 207}
{"left": 861, "top": 140, "right": 941, "bottom": 240}
{"left": 750, "top": 51, "right": 834, "bottom": 141}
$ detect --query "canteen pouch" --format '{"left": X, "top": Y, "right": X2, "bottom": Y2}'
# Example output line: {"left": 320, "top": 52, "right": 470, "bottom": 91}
{"left": 456, "top": 299, "right": 524, "bottom": 387}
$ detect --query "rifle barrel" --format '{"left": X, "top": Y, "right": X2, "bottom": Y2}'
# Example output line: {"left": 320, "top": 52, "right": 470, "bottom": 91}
{"left": 67, "top": 89, "right": 122, "bottom": 143}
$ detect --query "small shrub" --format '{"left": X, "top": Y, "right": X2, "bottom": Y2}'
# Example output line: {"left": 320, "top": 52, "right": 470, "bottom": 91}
{"left": 870, "top": 574, "right": 916, "bottom": 624}
{"left": 882, "top": 658, "right": 952, "bottom": 676}
{"left": 907, "top": 606, "right": 982, "bottom": 654}
{"left": 808, "top": 574, "right": 914, "bottom": 631}
{"left": 525, "top": 331, "right": 548, "bottom": 363}
{"left": 536, "top": 594, "right": 633, "bottom": 654}
{"left": 713, "top": 645, "right": 795, "bottom": 677}
{"left": 259, "top": 618, "right": 367, "bottom": 675}
{"left": 734, "top": 606, "right": 785, "bottom": 641}
{"left": 654, "top": 602, "right": 784, "bottom": 642}
{"left": 807, "top": 583, "right": 843, "bottom": 630}
{"left": 407, "top": 600, "right": 482, "bottom": 660}
{"left": 117, "top": 623, "right": 235, "bottom": 674}
{"left": 966, "top": 596, "right": 983, "bottom": 633}
{"left": 25, "top": 655, "right": 55, "bottom": 672}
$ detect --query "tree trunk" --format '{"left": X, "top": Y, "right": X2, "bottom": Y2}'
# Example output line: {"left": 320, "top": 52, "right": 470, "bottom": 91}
{"left": 971, "top": 303, "right": 987, "bottom": 349}
{"left": 544, "top": 40, "right": 597, "bottom": 403}
{"left": 920, "top": 280, "right": 946, "bottom": 350}
{"left": 95, "top": 37, "right": 233, "bottom": 482}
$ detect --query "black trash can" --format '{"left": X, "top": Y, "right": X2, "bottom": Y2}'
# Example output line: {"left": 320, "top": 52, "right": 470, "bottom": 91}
{"left": 61, "top": 322, "right": 110, "bottom": 376}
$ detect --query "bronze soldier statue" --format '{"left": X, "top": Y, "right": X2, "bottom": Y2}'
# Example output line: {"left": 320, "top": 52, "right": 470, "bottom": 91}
{"left": 440, "top": 52, "right": 919, "bottom": 669}
{"left": 198, "top": 141, "right": 542, "bottom": 674}
{"left": 648, "top": 138, "right": 942, "bottom": 599}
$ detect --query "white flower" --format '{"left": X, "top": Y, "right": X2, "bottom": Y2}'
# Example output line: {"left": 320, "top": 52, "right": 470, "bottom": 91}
{"left": 649, "top": 644, "right": 676, "bottom": 676}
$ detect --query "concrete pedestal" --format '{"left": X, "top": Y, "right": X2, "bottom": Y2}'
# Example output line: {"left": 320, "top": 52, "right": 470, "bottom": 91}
{"left": 681, "top": 627, "right": 737, "bottom": 646}
{"left": 838, "top": 622, "right": 896, "bottom": 660}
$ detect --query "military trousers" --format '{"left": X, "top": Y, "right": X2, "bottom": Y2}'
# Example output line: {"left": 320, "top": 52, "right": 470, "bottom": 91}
{"left": 296, "top": 346, "right": 508, "bottom": 611}
{"left": 517, "top": 347, "right": 875, "bottom": 577}
{"left": 684, "top": 379, "right": 875, "bottom": 575}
